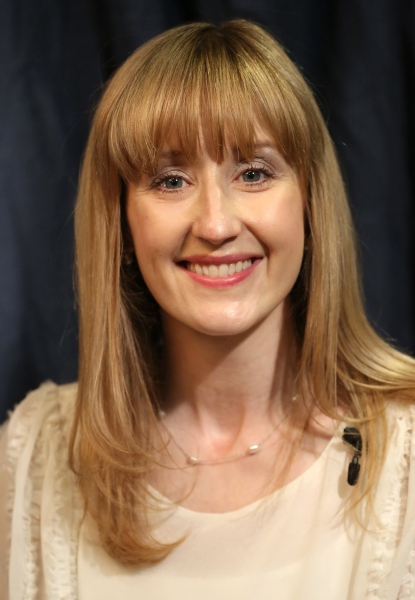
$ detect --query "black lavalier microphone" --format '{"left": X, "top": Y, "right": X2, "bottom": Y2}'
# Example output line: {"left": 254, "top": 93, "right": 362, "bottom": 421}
{"left": 342, "top": 427, "right": 362, "bottom": 486}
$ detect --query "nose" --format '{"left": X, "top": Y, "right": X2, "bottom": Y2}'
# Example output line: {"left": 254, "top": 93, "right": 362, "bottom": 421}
{"left": 190, "top": 180, "right": 241, "bottom": 245}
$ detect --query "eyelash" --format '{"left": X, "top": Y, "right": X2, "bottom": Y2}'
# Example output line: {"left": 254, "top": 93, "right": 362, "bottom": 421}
{"left": 150, "top": 172, "right": 187, "bottom": 194}
{"left": 241, "top": 163, "right": 275, "bottom": 186}
{"left": 150, "top": 163, "right": 275, "bottom": 194}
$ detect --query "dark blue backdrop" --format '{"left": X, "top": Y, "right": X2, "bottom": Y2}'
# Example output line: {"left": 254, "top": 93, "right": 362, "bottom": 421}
{"left": 1, "top": 0, "right": 414, "bottom": 422}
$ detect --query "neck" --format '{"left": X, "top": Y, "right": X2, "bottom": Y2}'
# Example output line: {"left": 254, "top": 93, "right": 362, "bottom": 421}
{"left": 161, "top": 302, "right": 298, "bottom": 436}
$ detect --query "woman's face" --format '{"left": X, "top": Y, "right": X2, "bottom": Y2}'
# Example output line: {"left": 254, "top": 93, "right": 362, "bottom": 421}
{"left": 126, "top": 126, "right": 305, "bottom": 337}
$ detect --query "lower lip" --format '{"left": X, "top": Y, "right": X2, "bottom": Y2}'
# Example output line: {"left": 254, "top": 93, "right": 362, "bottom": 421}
{"left": 180, "top": 260, "right": 261, "bottom": 288}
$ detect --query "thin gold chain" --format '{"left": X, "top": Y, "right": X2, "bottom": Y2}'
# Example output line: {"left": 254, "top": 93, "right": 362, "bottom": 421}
{"left": 160, "top": 410, "right": 291, "bottom": 466}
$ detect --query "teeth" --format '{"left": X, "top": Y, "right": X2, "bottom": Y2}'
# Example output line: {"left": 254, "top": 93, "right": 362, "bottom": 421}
{"left": 218, "top": 264, "right": 229, "bottom": 277}
{"left": 187, "top": 259, "right": 253, "bottom": 278}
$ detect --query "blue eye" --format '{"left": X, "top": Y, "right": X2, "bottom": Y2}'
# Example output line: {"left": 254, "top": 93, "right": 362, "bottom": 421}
{"left": 165, "top": 177, "right": 183, "bottom": 189}
{"left": 242, "top": 170, "right": 261, "bottom": 183}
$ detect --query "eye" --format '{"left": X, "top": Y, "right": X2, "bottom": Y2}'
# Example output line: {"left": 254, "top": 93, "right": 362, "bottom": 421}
{"left": 242, "top": 170, "right": 263, "bottom": 183}
{"left": 237, "top": 164, "right": 274, "bottom": 187}
{"left": 150, "top": 172, "right": 190, "bottom": 193}
{"left": 164, "top": 176, "right": 184, "bottom": 189}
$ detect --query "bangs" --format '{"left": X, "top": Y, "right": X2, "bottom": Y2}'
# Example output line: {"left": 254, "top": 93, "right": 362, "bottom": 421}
{"left": 103, "top": 22, "right": 314, "bottom": 181}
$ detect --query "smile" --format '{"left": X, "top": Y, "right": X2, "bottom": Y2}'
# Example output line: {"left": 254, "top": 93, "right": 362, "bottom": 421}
{"left": 186, "top": 259, "right": 253, "bottom": 278}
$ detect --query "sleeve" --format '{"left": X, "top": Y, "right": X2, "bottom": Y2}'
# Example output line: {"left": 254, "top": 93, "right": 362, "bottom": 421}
{"left": 386, "top": 404, "right": 415, "bottom": 599}
{"left": 0, "top": 421, "right": 12, "bottom": 600}
{"left": 1, "top": 382, "right": 80, "bottom": 600}
{"left": 397, "top": 549, "right": 415, "bottom": 599}
{"left": 394, "top": 447, "right": 415, "bottom": 599}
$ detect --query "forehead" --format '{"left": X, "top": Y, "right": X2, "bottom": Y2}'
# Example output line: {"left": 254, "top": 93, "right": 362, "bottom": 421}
{"left": 147, "top": 120, "right": 293, "bottom": 173}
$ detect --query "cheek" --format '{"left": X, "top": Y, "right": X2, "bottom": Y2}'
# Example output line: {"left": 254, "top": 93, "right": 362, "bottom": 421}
{"left": 126, "top": 196, "right": 153, "bottom": 271}
{"left": 127, "top": 200, "right": 161, "bottom": 260}
{"left": 127, "top": 210, "right": 150, "bottom": 265}
{"left": 126, "top": 200, "right": 186, "bottom": 282}
{"left": 255, "top": 197, "right": 305, "bottom": 258}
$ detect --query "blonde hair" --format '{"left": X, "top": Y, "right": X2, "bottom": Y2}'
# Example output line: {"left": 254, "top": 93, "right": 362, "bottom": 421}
{"left": 71, "top": 19, "right": 415, "bottom": 565}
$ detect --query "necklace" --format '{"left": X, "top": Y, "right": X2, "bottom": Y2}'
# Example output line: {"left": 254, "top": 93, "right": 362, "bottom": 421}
{"left": 159, "top": 410, "right": 290, "bottom": 466}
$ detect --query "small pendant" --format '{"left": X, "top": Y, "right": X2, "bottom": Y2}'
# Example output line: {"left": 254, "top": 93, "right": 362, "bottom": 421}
{"left": 247, "top": 444, "right": 260, "bottom": 455}
{"left": 188, "top": 456, "right": 199, "bottom": 465}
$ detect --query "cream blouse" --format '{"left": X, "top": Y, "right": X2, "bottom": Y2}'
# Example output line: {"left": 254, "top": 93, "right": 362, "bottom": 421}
{"left": 1, "top": 382, "right": 415, "bottom": 599}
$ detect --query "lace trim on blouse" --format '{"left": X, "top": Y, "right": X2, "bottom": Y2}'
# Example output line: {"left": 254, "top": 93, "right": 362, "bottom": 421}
{"left": 7, "top": 382, "right": 80, "bottom": 600}
{"left": 365, "top": 409, "right": 411, "bottom": 598}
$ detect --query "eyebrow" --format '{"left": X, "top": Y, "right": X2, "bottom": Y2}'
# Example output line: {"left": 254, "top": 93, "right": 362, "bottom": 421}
{"left": 158, "top": 142, "right": 278, "bottom": 160}
{"left": 236, "top": 142, "right": 277, "bottom": 156}
{"left": 159, "top": 150, "right": 185, "bottom": 159}
{"left": 251, "top": 142, "right": 276, "bottom": 150}
{"left": 233, "top": 143, "right": 281, "bottom": 163}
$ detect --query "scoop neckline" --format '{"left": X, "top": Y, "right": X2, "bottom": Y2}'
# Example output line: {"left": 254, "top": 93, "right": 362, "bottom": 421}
{"left": 147, "top": 423, "right": 344, "bottom": 520}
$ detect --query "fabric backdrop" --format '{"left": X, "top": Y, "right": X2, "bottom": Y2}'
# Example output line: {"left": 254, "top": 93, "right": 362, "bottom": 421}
{"left": 1, "top": 0, "right": 414, "bottom": 422}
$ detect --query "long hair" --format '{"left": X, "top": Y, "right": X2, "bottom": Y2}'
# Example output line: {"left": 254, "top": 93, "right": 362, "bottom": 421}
{"left": 71, "top": 19, "right": 415, "bottom": 565}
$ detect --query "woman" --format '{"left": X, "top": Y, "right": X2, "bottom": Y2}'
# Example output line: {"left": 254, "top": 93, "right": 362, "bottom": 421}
{"left": 1, "top": 19, "right": 415, "bottom": 599}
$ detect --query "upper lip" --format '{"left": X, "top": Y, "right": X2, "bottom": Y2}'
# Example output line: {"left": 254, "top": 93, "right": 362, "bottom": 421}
{"left": 177, "top": 254, "right": 263, "bottom": 265}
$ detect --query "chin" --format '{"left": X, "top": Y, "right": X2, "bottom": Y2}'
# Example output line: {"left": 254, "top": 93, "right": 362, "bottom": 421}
{"left": 163, "top": 302, "right": 283, "bottom": 339}
{"left": 195, "top": 324, "right": 249, "bottom": 337}
{"left": 186, "top": 312, "right": 260, "bottom": 338}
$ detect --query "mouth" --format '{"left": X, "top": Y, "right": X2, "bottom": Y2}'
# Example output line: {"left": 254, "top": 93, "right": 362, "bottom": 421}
{"left": 176, "top": 255, "right": 262, "bottom": 286}
{"left": 184, "top": 258, "right": 256, "bottom": 278}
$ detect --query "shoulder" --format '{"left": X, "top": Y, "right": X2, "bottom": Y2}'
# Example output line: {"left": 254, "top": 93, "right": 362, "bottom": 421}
{"left": 2, "top": 382, "right": 79, "bottom": 599}
{"left": 4, "top": 380, "right": 78, "bottom": 487}
{"left": 374, "top": 400, "right": 415, "bottom": 497}
{"left": 383, "top": 399, "right": 415, "bottom": 456}
{"left": 7, "top": 380, "right": 77, "bottom": 444}
{"left": 365, "top": 400, "right": 415, "bottom": 597}
{"left": 4, "top": 380, "right": 79, "bottom": 513}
